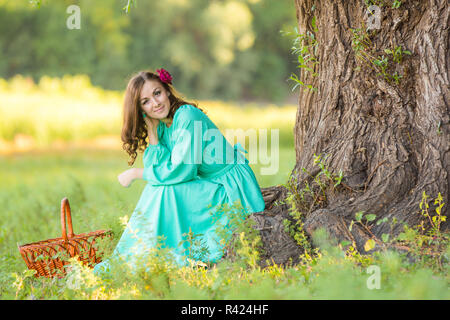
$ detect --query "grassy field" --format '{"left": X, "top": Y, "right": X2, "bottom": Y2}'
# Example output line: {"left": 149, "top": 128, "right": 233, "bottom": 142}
{"left": 0, "top": 75, "right": 448, "bottom": 300}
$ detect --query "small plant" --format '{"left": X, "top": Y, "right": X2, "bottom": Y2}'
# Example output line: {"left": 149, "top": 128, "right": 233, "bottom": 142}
{"left": 348, "top": 211, "right": 385, "bottom": 253}
{"left": 284, "top": 16, "right": 319, "bottom": 93}
{"left": 313, "top": 153, "right": 344, "bottom": 188}
{"left": 384, "top": 45, "right": 412, "bottom": 64}
{"left": 123, "top": 0, "right": 136, "bottom": 13}
{"left": 281, "top": 154, "right": 347, "bottom": 262}
{"left": 393, "top": 192, "right": 448, "bottom": 272}
{"left": 211, "top": 202, "right": 263, "bottom": 268}
{"left": 351, "top": 24, "right": 377, "bottom": 67}
{"left": 345, "top": 191, "right": 448, "bottom": 273}
{"left": 178, "top": 227, "right": 210, "bottom": 263}
{"left": 364, "top": 0, "right": 386, "bottom": 7}
{"left": 372, "top": 55, "right": 389, "bottom": 76}
{"left": 350, "top": 23, "right": 412, "bottom": 85}
{"left": 437, "top": 121, "right": 442, "bottom": 135}
{"left": 392, "top": 0, "right": 402, "bottom": 9}
{"left": 364, "top": 0, "right": 402, "bottom": 9}
{"left": 11, "top": 269, "right": 37, "bottom": 300}
{"left": 342, "top": 242, "right": 375, "bottom": 267}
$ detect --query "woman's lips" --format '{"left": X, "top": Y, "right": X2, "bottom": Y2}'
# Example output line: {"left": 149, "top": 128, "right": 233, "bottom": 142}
{"left": 154, "top": 105, "right": 164, "bottom": 113}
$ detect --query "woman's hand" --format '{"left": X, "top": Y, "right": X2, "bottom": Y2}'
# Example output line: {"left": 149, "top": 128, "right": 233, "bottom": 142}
{"left": 118, "top": 168, "right": 138, "bottom": 188}
{"left": 143, "top": 112, "right": 160, "bottom": 144}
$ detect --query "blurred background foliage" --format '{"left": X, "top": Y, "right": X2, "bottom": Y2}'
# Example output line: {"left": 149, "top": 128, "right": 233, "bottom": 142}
{"left": 0, "top": 0, "right": 298, "bottom": 103}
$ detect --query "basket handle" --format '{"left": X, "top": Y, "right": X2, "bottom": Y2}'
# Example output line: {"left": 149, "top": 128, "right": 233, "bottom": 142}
{"left": 61, "top": 197, "right": 75, "bottom": 242}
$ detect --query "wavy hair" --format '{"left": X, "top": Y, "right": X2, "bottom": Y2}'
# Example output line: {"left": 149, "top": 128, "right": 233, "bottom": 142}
{"left": 121, "top": 70, "right": 203, "bottom": 166}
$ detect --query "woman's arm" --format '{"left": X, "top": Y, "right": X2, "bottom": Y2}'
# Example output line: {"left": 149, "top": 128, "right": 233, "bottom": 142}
{"left": 117, "top": 115, "right": 159, "bottom": 188}
{"left": 144, "top": 114, "right": 159, "bottom": 145}
{"left": 117, "top": 168, "right": 141, "bottom": 187}
{"left": 141, "top": 108, "right": 203, "bottom": 186}
{"left": 118, "top": 106, "right": 203, "bottom": 187}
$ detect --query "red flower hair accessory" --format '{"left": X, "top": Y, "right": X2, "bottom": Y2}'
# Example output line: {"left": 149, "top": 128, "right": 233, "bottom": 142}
{"left": 156, "top": 68, "right": 173, "bottom": 85}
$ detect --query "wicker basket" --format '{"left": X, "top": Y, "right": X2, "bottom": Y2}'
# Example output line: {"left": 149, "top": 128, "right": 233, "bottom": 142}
{"left": 18, "top": 197, "right": 112, "bottom": 278}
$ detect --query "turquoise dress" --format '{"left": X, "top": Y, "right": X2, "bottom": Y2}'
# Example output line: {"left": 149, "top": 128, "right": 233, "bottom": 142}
{"left": 94, "top": 104, "right": 265, "bottom": 273}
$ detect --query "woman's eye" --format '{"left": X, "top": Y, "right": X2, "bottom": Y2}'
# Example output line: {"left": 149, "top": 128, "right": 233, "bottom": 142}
{"left": 155, "top": 91, "right": 160, "bottom": 96}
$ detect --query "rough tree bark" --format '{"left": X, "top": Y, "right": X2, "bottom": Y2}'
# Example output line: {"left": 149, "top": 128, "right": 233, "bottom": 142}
{"left": 250, "top": 0, "right": 449, "bottom": 266}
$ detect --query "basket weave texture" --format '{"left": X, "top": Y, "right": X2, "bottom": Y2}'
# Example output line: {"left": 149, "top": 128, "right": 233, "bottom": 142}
{"left": 18, "top": 197, "right": 112, "bottom": 278}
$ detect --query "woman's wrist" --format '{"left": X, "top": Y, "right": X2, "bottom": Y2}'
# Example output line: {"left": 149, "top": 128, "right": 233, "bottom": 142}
{"left": 133, "top": 168, "right": 144, "bottom": 180}
{"left": 147, "top": 129, "right": 159, "bottom": 145}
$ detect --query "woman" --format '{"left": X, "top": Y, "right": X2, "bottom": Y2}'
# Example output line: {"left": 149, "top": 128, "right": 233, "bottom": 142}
{"left": 94, "top": 69, "right": 265, "bottom": 273}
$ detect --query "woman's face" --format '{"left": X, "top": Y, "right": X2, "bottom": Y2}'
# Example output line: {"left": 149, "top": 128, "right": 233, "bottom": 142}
{"left": 139, "top": 79, "right": 171, "bottom": 119}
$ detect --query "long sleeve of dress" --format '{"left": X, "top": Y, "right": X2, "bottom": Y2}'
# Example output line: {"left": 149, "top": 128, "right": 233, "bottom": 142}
{"left": 142, "top": 110, "right": 202, "bottom": 186}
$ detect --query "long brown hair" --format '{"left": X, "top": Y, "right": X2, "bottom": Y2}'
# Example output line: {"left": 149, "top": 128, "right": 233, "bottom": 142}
{"left": 121, "top": 70, "right": 203, "bottom": 166}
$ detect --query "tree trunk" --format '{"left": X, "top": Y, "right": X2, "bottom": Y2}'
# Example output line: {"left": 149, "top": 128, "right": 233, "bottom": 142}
{"left": 250, "top": 0, "right": 449, "bottom": 266}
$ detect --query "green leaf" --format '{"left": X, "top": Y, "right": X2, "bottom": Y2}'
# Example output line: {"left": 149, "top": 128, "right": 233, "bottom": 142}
{"left": 364, "top": 239, "right": 376, "bottom": 252}
{"left": 365, "top": 214, "right": 376, "bottom": 222}
{"left": 381, "top": 233, "right": 389, "bottom": 243}
{"left": 311, "top": 16, "right": 317, "bottom": 32}
{"left": 355, "top": 211, "right": 364, "bottom": 222}
{"left": 376, "top": 217, "right": 388, "bottom": 225}
{"left": 340, "top": 240, "right": 351, "bottom": 247}
{"left": 434, "top": 192, "right": 443, "bottom": 204}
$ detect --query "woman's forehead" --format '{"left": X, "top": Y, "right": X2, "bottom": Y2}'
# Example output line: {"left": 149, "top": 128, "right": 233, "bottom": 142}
{"left": 140, "top": 80, "right": 161, "bottom": 97}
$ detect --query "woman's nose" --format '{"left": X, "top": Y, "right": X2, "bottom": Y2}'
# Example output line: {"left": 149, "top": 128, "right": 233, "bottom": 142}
{"left": 149, "top": 98, "right": 159, "bottom": 108}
